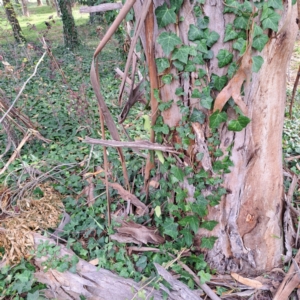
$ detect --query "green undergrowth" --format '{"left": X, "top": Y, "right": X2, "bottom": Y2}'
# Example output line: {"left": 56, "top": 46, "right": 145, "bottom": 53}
{"left": 0, "top": 1, "right": 300, "bottom": 299}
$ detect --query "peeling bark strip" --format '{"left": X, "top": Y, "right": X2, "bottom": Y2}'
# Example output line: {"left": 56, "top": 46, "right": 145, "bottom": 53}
{"left": 79, "top": 3, "right": 122, "bottom": 14}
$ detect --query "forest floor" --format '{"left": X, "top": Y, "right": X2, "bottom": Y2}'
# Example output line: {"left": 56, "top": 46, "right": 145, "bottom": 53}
{"left": 0, "top": 3, "right": 300, "bottom": 300}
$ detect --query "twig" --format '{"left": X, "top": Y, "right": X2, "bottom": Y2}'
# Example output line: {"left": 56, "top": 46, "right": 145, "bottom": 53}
{"left": 289, "top": 63, "right": 300, "bottom": 118}
{"left": 0, "top": 52, "right": 47, "bottom": 124}
{"left": 285, "top": 155, "right": 300, "bottom": 162}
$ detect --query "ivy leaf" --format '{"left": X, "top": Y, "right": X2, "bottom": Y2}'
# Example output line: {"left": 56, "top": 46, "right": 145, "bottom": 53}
{"left": 206, "top": 31, "right": 220, "bottom": 47}
{"left": 233, "top": 15, "right": 249, "bottom": 30}
{"left": 267, "top": 0, "right": 283, "bottom": 9}
{"left": 189, "top": 46, "right": 198, "bottom": 56}
{"left": 228, "top": 115, "right": 251, "bottom": 131}
{"left": 201, "top": 236, "right": 218, "bottom": 249}
{"left": 252, "top": 55, "right": 264, "bottom": 72}
{"left": 240, "top": 1, "right": 252, "bottom": 13}
{"left": 173, "top": 60, "right": 184, "bottom": 71}
{"left": 228, "top": 62, "right": 238, "bottom": 78}
{"left": 175, "top": 87, "right": 185, "bottom": 96}
{"left": 203, "top": 50, "right": 214, "bottom": 60}
{"left": 198, "top": 68, "right": 206, "bottom": 78}
{"left": 193, "top": 53, "right": 205, "bottom": 65}
{"left": 162, "top": 74, "right": 173, "bottom": 84}
{"left": 188, "top": 24, "right": 202, "bottom": 41}
{"left": 185, "top": 60, "right": 196, "bottom": 72}
{"left": 198, "top": 270, "right": 212, "bottom": 284}
{"left": 170, "top": 165, "right": 184, "bottom": 182}
{"left": 179, "top": 215, "right": 199, "bottom": 234}
{"left": 253, "top": 24, "right": 264, "bottom": 38}
{"left": 200, "top": 87, "right": 213, "bottom": 109}
{"left": 172, "top": 45, "right": 190, "bottom": 64}
{"left": 191, "top": 89, "right": 201, "bottom": 98}
{"left": 156, "top": 58, "right": 170, "bottom": 74}
{"left": 200, "top": 220, "right": 218, "bottom": 231}
{"left": 197, "top": 16, "right": 209, "bottom": 29}
{"left": 155, "top": 3, "right": 177, "bottom": 28}
{"left": 180, "top": 228, "right": 193, "bottom": 246}
{"left": 209, "top": 110, "right": 228, "bottom": 129}
{"left": 170, "top": 0, "right": 183, "bottom": 13}
{"left": 195, "top": 40, "right": 208, "bottom": 54}
{"left": 261, "top": 4, "right": 274, "bottom": 21}
{"left": 216, "top": 49, "right": 233, "bottom": 68}
{"left": 163, "top": 218, "right": 178, "bottom": 239}
{"left": 252, "top": 34, "right": 269, "bottom": 52}
{"left": 212, "top": 74, "right": 228, "bottom": 91}
{"left": 224, "top": 24, "right": 238, "bottom": 42}
{"left": 157, "top": 32, "right": 182, "bottom": 55}
{"left": 233, "top": 38, "right": 246, "bottom": 55}
{"left": 223, "top": 0, "right": 240, "bottom": 13}
{"left": 190, "top": 108, "right": 205, "bottom": 123}
{"left": 262, "top": 12, "right": 280, "bottom": 31}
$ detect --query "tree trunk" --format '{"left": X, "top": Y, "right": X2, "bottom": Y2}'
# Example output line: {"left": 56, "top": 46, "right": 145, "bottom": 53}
{"left": 50, "top": 0, "right": 60, "bottom": 16}
{"left": 20, "top": 0, "right": 29, "bottom": 17}
{"left": 46, "top": 0, "right": 49, "bottom": 6}
{"left": 58, "top": 0, "right": 79, "bottom": 49}
{"left": 133, "top": 0, "right": 298, "bottom": 275}
{"left": 3, "top": 0, "right": 26, "bottom": 43}
{"left": 37, "top": 0, "right": 42, "bottom": 6}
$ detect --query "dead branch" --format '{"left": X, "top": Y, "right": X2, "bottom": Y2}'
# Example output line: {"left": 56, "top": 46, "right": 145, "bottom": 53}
{"left": 79, "top": 3, "right": 122, "bottom": 14}
{"left": 289, "top": 63, "right": 300, "bottom": 118}
{"left": 82, "top": 137, "right": 177, "bottom": 152}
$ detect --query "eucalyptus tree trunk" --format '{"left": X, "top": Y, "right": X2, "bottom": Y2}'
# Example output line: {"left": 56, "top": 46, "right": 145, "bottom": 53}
{"left": 134, "top": 0, "right": 298, "bottom": 274}
{"left": 20, "top": 0, "right": 29, "bottom": 17}
{"left": 58, "top": 0, "right": 79, "bottom": 49}
{"left": 3, "top": 0, "right": 26, "bottom": 43}
{"left": 37, "top": 0, "right": 42, "bottom": 6}
{"left": 50, "top": 0, "right": 60, "bottom": 16}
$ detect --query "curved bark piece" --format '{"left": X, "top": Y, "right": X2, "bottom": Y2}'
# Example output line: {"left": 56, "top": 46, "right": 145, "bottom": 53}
{"left": 32, "top": 233, "right": 200, "bottom": 300}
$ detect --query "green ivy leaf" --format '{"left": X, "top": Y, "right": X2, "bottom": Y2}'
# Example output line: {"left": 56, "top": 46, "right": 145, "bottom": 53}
{"left": 170, "top": 0, "right": 183, "bottom": 13}
{"left": 197, "top": 16, "right": 209, "bottom": 29}
{"left": 228, "top": 115, "right": 251, "bottom": 131}
{"left": 175, "top": 87, "right": 185, "bottom": 96}
{"left": 224, "top": 24, "right": 238, "bottom": 42}
{"left": 233, "top": 38, "right": 246, "bottom": 55}
{"left": 170, "top": 165, "right": 184, "bottom": 182}
{"left": 253, "top": 24, "right": 264, "bottom": 38}
{"left": 200, "top": 220, "right": 218, "bottom": 231}
{"left": 201, "top": 236, "right": 218, "bottom": 249}
{"left": 163, "top": 218, "right": 178, "bottom": 239}
{"left": 252, "top": 34, "right": 269, "bottom": 52}
{"left": 262, "top": 11, "right": 280, "bottom": 31}
{"left": 173, "top": 60, "right": 184, "bottom": 71}
{"left": 195, "top": 40, "right": 208, "bottom": 54}
{"left": 190, "top": 108, "right": 205, "bottom": 123}
{"left": 201, "top": 93, "right": 213, "bottom": 110}
{"left": 267, "top": 0, "right": 283, "bottom": 9}
{"left": 180, "top": 228, "right": 193, "bottom": 246}
{"left": 142, "top": 115, "right": 151, "bottom": 132}
{"left": 228, "top": 62, "right": 238, "bottom": 78}
{"left": 155, "top": 3, "right": 177, "bottom": 28}
{"left": 157, "top": 32, "right": 182, "bottom": 55}
{"left": 185, "top": 60, "right": 196, "bottom": 72}
{"left": 193, "top": 53, "right": 205, "bottom": 65}
{"left": 179, "top": 215, "right": 199, "bottom": 234}
{"left": 216, "top": 49, "right": 233, "bottom": 68}
{"left": 209, "top": 110, "right": 228, "bottom": 129}
{"left": 156, "top": 58, "right": 170, "bottom": 74}
{"left": 198, "top": 270, "right": 212, "bottom": 284}
{"left": 223, "top": 0, "right": 240, "bottom": 13}
{"left": 212, "top": 74, "right": 228, "bottom": 91}
{"left": 191, "top": 89, "right": 201, "bottom": 98}
{"left": 233, "top": 15, "right": 249, "bottom": 30}
{"left": 206, "top": 31, "right": 220, "bottom": 47}
{"left": 240, "top": 1, "right": 252, "bottom": 13}
{"left": 261, "top": 4, "right": 274, "bottom": 21}
{"left": 162, "top": 74, "right": 173, "bottom": 84}
{"left": 189, "top": 46, "right": 198, "bottom": 56}
{"left": 188, "top": 24, "right": 202, "bottom": 41}
{"left": 198, "top": 68, "right": 206, "bottom": 78}
{"left": 155, "top": 206, "right": 162, "bottom": 217}
{"left": 252, "top": 55, "right": 264, "bottom": 72}
{"left": 172, "top": 45, "right": 190, "bottom": 64}
{"left": 203, "top": 50, "right": 214, "bottom": 60}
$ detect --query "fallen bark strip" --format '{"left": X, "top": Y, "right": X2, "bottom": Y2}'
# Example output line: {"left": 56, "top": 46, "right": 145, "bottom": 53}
{"left": 79, "top": 3, "right": 122, "bottom": 14}
{"left": 32, "top": 233, "right": 202, "bottom": 300}
{"left": 83, "top": 137, "right": 177, "bottom": 152}
{"left": 274, "top": 248, "right": 300, "bottom": 300}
